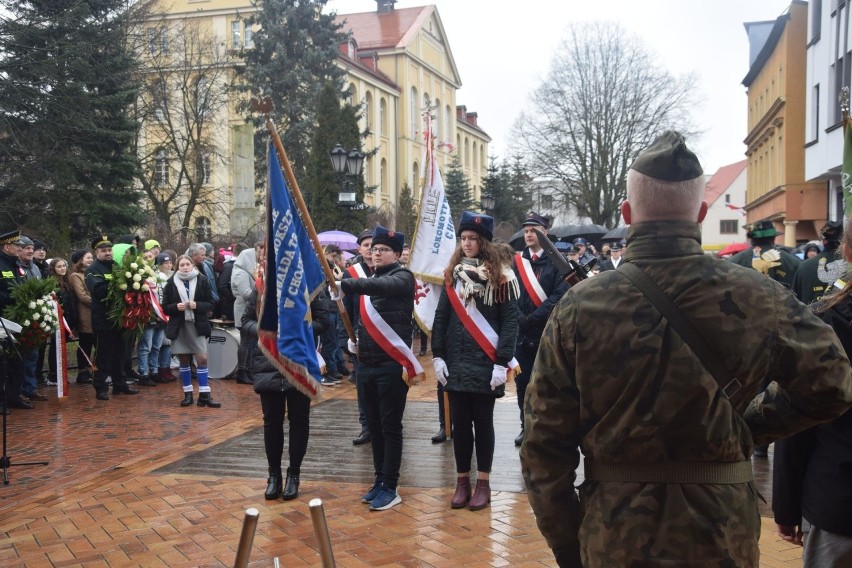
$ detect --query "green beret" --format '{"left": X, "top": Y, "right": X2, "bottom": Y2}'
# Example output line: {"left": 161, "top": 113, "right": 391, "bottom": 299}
{"left": 631, "top": 131, "right": 703, "bottom": 182}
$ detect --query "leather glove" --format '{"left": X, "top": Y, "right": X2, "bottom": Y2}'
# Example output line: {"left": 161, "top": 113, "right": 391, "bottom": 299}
{"left": 347, "top": 338, "right": 357, "bottom": 355}
{"left": 329, "top": 282, "right": 344, "bottom": 302}
{"left": 432, "top": 357, "right": 448, "bottom": 386}
{"left": 490, "top": 364, "right": 508, "bottom": 390}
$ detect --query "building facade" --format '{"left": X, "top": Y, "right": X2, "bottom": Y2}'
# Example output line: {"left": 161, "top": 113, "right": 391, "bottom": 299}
{"left": 805, "top": 0, "right": 850, "bottom": 223}
{"left": 743, "top": 0, "right": 827, "bottom": 247}
{"left": 701, "top": 161, "right": 749, "bottom": 251}
{"left": 140, "top": 0, "right": 488, "bottom": 238}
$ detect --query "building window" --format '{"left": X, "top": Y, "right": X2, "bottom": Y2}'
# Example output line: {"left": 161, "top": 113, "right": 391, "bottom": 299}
{"left": 720, "top": 220, "right": 738, "bottom": 234}
{"left": 154, "top": 149, "right": 169, "bottom": 187}
{"left": 196, "top": 152, "right": 212, "bottom": 185}
{"left": 434, "top": 99, "right": 441, "bottom": 140}
{"left": 412, "top": 161, "right": 419, "bottom": 191}
{"left": 195, "top": 217, "right": 212, "bottom": 240}
{"left": 152, "top": 79, "right": 168, "bottom": 121}
{"left": 541, "top": 194, "right": 553, "bottom": 210}
{"left": 410, "top": 87, "right": 418, "bottom": 137}
{"left": 231, "top": 21, "right": 253, "bottom": 49}
{"left": 379, "top": 98, "right": 387, "bottom": 138}
{"left": 812, "top": 0, "right": 823, "bottom": 41}
{"left": 347, "top": 40, "right": 356, "bottom": 59}
{"left": 195, "top": 75, "right": 210, "bottom": 118}
{"left": 364, "top": 92, "right": 372, "bottom": 130}
{"left": 812, "top": 83, "right": 820, "bottom": 141}
{"left": 725, "top": 194, "right": 731, "bottom": 204}
{"left": 148, "top": 27, "right": 169, "bottom": 56}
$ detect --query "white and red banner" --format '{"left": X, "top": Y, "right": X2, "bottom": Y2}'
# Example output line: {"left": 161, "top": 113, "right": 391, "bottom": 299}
{"left": 514, "top": 253, "right": 547, "bottom": 307}
{"left": 360, "top": 294, "right": 424, "bottom": 385}
{"left": 51, "top": 295, "right": 69, "bottom": 398}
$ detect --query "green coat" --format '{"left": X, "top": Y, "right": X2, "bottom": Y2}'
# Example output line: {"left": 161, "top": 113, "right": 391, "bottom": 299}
{"left": 729, "top": 245, "right": 801, "bottom": 289}
{"left": 520, "top": 221, "right": 852, "bottom": 567}
{"left": 791, "top": 249, "right": 845, "bottom": 305}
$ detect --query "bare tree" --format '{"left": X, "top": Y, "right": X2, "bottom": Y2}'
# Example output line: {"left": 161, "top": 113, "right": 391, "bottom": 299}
{"left": 132, "top": 16, "right": 237, "bottom": 236}
{"left": 512, "top": 22, "right": 700, "bottom": 228}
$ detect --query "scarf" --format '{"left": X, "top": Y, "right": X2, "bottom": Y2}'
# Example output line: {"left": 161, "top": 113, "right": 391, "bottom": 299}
{"left": 175, "top": 268, "right": 199, "bottom": 322}
{"left": 452, "top": 257, "right": 520, "bottom": 306}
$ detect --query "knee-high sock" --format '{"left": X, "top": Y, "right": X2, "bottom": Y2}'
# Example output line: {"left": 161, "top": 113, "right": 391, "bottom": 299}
{"left": 197, "top": 366, "right": 210, "bottom": 393}
{"left": 180, "top": 366, "right": 193, "bottom": 392}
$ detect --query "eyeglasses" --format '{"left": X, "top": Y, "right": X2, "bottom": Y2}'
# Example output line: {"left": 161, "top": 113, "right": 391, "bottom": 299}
{"left": 370, "top": 247, "right": 394, "bottom": 254}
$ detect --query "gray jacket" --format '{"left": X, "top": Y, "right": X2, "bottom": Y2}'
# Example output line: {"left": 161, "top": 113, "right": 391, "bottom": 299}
{"left": 230, "top": 248, "right": 256, "bottom": 329}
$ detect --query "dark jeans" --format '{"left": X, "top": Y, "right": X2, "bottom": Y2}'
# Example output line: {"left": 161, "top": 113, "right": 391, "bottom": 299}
{"left": 448, "top": 391, "right": 495, "bottom": 474}
{"left": 76, "top": 332, "right": 95, "bottom": 371}
{"left": 259, "top": 389, "right": 311, "bottom": 476}
{"left": 237, "top": 326, "right": 254, "bottom": 375}
{"left": 320, "top": 311, "right": 341, "bottom": 374}
{"left": 514, "top": 345, "right": 537, "bottom": 426}
{"left": 94, "top": 331, "right": 127, "bottom": 394}
{"left": 354, "top": 358, "right": 367, "bottom": 429}
{"left": 1, "top": 352, "right": 24, "bottom": 402}
{"left": 361, "top": 365, "right": 409, "bottom": 490}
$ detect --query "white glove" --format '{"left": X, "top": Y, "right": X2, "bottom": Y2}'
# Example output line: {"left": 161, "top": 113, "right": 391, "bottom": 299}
{"left": 490, "top": 364, "right": 508, "bottom": 391}
{"left": 329, "top": 282, "right": 344, "bottom": 302}
{"left": 347, "top": 338, "right": 358, "bottom": 355}
{"left": 433, "top": 357, "right": 448, "bottom": 386}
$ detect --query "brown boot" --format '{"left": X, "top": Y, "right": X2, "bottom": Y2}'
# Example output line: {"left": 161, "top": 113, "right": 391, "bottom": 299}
{"left": 468, "top": 478, "right": 491, "bottom": 511}
{"left": 450, "top": 476, "right": 471, "bottom": 509}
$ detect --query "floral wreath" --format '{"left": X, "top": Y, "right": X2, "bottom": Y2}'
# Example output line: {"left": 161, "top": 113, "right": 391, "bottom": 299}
{"left": 2, "top": 277, "right": 60, "bottom": 351}
{"left": 107, "top": 252, "right": 157, "bottom": 334}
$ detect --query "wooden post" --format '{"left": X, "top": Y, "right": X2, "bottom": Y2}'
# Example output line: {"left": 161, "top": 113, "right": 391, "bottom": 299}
{"left": 443, "top": 390, "right": 452, "bottom": 440}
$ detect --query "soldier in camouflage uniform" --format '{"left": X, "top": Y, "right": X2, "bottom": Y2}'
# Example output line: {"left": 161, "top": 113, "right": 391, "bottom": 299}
{"left": 520, "top": 131, "right": 852, "bottom": 567}
{"left": 792, "top": 220, "right": 845, "bottom": 305}
{"left": 729, "top": 219, "right": 801, "bottom": 289}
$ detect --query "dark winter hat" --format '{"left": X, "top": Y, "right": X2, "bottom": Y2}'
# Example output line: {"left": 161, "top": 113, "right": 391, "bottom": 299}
{"left": 747, "top": 220, "right": 782, "bottom": 239}
{"left": 804, "top": 243, "right": 821, "bottom": 256}
{"left": 356, "top": 229, "right": 374, "bottom": 244}
{"left": 572, "top": 237, "right": 588, "bottom": 246}
{"left": 371, "top": 225, "right": 404, "bottom": 254}
{"left": 70, "top": 249, "right": 87, "bottom": 264}
{"left": 820, "top": 220, "right": 843, "bottom": 242}
{"left": 457, "top": 211, "right": 494, "bottom": 242}
{"left": 92, "top": 235, "right": 113, "bottom": 249}
{"left": 0, "top": 230, "right": 24, "bottom": 246}
{"left": 630, "top": 131, "right": 703, "bottom": 182}
{"left": 156, "top": 253, "right": 173, "bottom": 266}
{"left": 32, "top": 239, "right": 46, "bottom": 251}
{"left": 522, "top": 212, "right": 550, "bottom": 229}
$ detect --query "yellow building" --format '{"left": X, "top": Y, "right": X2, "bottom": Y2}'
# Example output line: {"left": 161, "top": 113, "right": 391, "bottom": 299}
{"left": 742, "top": 0, "right": 826, "bottom": 247}
{"left": 140, "top": 0, "right": 489, "bottom": 237}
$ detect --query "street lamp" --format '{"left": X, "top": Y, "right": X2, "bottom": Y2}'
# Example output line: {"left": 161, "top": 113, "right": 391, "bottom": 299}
{"left": 480, "top": 194, "right": 495, "bottom": 216}
{"left": 329, "top": 144, "right": 365, "bottom": 231}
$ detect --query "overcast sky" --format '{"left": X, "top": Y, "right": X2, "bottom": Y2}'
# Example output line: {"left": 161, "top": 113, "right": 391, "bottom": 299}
{"left": 325, "top": 0, "right": 795, "bottom": 175}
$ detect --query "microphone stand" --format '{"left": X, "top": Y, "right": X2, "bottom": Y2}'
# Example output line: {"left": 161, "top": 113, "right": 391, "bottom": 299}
{"left": 0, "top": 315, "right": 49, "bottom": 485}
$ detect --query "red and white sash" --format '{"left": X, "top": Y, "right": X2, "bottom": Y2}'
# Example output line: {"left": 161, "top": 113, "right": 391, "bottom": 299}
{"left": 359, "top": 294, "right": 424, "bottom": 385}
{"left": 148, "top": 284, "right": 169, "bottom": 323}
{"left": 445, "top": 282, "right": 520, "bottom": 379}
{"left": 514, "top": 253, "right": 547, "bottom": 307}
{"left": 347, "top": 263, "right": 369, "bottom": 279}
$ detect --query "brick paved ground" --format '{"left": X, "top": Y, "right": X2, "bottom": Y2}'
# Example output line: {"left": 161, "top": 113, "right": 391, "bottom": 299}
{"left": 0, "top": 354, "right": 803, "bottom": 567}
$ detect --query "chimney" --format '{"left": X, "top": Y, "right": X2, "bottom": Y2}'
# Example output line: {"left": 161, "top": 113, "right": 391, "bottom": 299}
{"left": 376, "top": 0, "right": 396, "bottom": 14}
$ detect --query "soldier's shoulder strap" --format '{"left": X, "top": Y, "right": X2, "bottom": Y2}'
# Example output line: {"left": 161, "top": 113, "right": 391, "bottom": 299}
{"left": 617, "top": 262, "right": 741, "bottom": 400}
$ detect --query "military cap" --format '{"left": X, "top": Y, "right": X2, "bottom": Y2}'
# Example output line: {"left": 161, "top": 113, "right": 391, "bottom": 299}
{"left": 92, "top": 235, "right": 113, "bottom": 249}
{"left": 70, "top": 249, "right": 87, "bottom": 264}
{"left": 0, "top": 230, "right": 24, "bottom": 246}
{"left": 747, "top": 220, "right": 782, "bottom": 239}
{"left": 371, "top": 225, "right": 404, "bottom": 253}
{"left": 32, "top": 238, "right": 46, "bottom": 251}
{"left": 18, "top": 236, "right": 34, "bottom": 247}
{"left": 630, "top": 131, "right": 703, "bottom": 182}
{"left": 820, "top": 221, "right": 843, "bottom": 242}
{"left": 522, "top": 212, "right": 550, "bottom": 229}
{"left": 145, "top": 239, "right": 161, "bottom": 251}
{"left": 572, "top": 237, "right": 588, "bottom": 246}
{"left": 457, "top": 211, "right": 494, "bottom": 242}
{"left": 356, "top": 229, "right": 374, "bottom": 244}
{"left": 611, "top": 241, "right": 625, "bottom": 251}
{"left": 554, "top": 241, "right": 570, "bottom": 252}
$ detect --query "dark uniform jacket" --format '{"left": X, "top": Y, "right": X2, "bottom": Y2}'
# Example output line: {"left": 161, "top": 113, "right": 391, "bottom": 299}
{"left": 513, "top": 248, "right": 568, "bottom": 351}
{"left": 773, "top": 296, "right": 852, "bottom": 537}
{"left": 242, "top": 290, "right": 329, "bottom": 394}
{"left": 431, "top": 274, "right": 519, "bottom": 398}
{"left": 597, "top": 257, "right": 623, "bottom": 272}
{"left": 342, "top": 257, "right": 371, "bottom": 332}
{"left": 791, "top": 248, "right": 845, "bottom": 305}
{"left": 162, "top": 273, "right": 214, "bottom": 340}
{"left": 0, "top": 251, "right": 24, "bottom": 312}
{"left": 520, "top": 221, "right": 852, "bottom": 567}
{"left": 85, "top": 257, "right": 116, "bottom": 332}
{"left": 341, "top": 262, "right": 414, "bottom": 368}
{"left": 729, "top": 245, "right": 801, "bottom": 289}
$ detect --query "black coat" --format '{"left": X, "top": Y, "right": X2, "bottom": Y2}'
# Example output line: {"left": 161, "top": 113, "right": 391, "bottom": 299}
{"left": 431, "top": 281, "right": 518, "bottom": 398}
{"left": 0, "top": 251, "right": 24, "bottom": 312}
{"left": 242, "top": 290, "right": 330, "bottom": 394}
{"left": 162, "top": 273, "right": 214, "bottom": 340}
{"left": 773, "top": 296, "right": 852, "bottom": 536}
{"left": 85, "top": 257, "right": 116, "bottom": 332}
{"left": 340, "top": 262, "right": 414, "bottom": 368}
{"left": 513, "top": 248, "right": 569, "bottom": 350}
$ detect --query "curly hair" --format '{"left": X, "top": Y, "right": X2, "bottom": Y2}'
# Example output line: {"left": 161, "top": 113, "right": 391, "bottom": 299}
{"left": 443, "top": 233, "right": 505, "bottom": 288}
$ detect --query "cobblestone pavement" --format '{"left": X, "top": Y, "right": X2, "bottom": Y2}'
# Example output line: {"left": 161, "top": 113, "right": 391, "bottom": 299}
{"left": 0, "top": 355, "right": 802, "bottom": 567}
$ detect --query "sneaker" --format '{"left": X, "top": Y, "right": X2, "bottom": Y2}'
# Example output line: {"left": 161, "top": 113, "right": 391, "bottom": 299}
{"left": 361, "top": 479, "right": 383, "bottom": 503}
{"left": 321, "top": 375, "right": 340, "bottom": 386}
{"left": 369, "top": 485, "right": 401, "bottom": 511}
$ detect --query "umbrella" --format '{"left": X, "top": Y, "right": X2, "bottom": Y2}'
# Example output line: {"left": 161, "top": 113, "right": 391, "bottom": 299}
{"left": 717, "top": 242, "right": 749, "bottom": 257}
{"left": 318, "top": 230, "right": 358, "bottom": 251}
{"left": 552, "top": 224, "right": 609, "bottom": 245}
{"left": 601, "top": 226, "right": 629, "bottom": 242}
{"left": 509, "top": 229, "right": 556, "bottom": 251}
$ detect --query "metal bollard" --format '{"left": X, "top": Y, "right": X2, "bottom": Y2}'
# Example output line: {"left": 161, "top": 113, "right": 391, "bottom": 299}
{"left": 233, "top": 507, "right": 260, "bottom": 568}
{"left": 309, "top": 498, "right": 336, "bottom": 567}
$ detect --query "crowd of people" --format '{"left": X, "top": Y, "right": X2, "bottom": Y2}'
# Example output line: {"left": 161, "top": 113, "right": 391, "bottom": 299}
{"left": 2, "top": 131, "right": 852, "bottom": 566}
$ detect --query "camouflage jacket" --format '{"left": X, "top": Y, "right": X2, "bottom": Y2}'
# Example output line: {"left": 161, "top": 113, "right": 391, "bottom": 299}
{"left": 520, "top": 221, "right": 852, "bottom": 567}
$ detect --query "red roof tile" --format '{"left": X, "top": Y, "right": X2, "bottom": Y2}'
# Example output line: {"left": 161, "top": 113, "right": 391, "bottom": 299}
{"left": 704, "top": 160, "right": 747, "bottom": 206}
{"left": 334, "top": 6, "right": 432, "bottom": 50}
